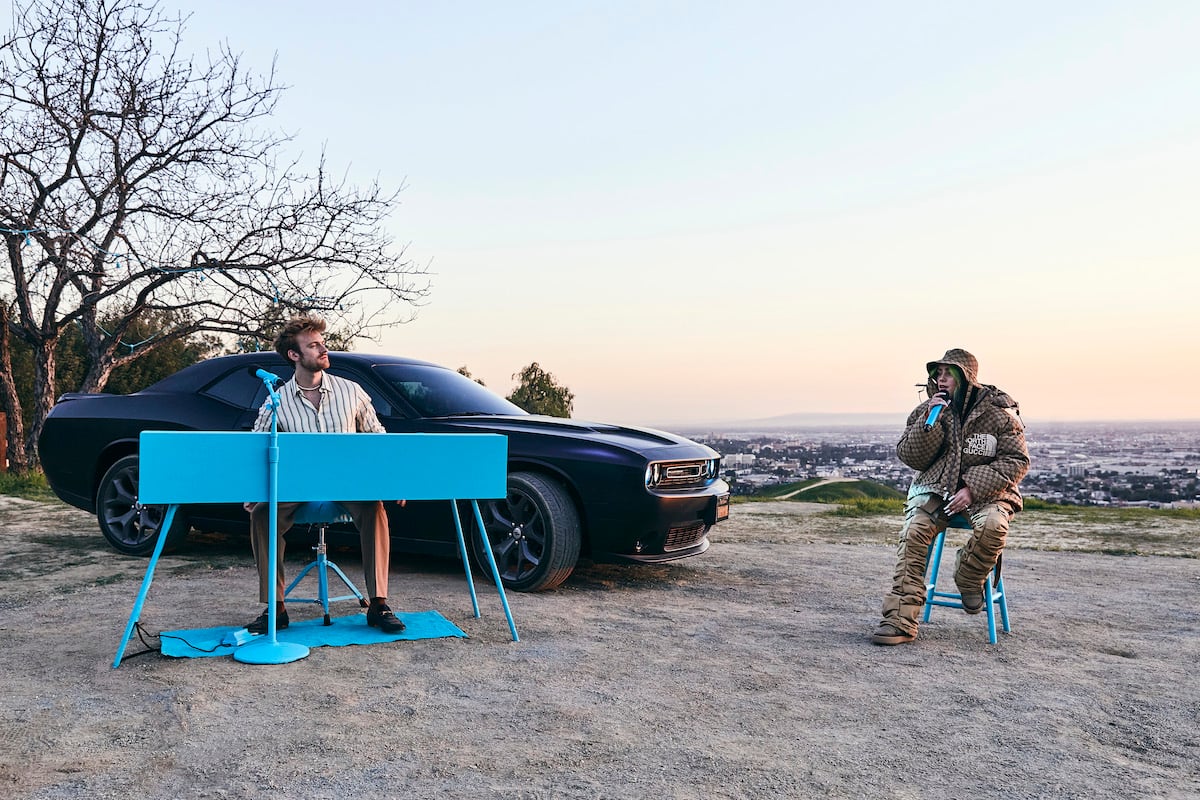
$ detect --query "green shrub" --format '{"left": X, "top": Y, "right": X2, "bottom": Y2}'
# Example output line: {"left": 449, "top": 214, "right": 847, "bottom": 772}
{"left": 1023, "top": 497, "right": 1058, "bottom": 510}
{"left": 827, "top": 497, "right": 905, "bottom": 517}
{"left": 0, "top": 470, "right": 58, "bottom": 502}
{"left": 1021, "top": 497, "right": 1200, "bottom": 521}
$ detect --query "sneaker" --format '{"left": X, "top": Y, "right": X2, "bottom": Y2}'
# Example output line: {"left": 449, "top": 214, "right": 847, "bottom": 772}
{"left": 246, "top": 607, "right": 289, "bottom": 634}
{"left": 871, "top": 623, "right": 916, "bottom": 646}
{"left": 366, "top": 602, "right": 406, "bottom": 634}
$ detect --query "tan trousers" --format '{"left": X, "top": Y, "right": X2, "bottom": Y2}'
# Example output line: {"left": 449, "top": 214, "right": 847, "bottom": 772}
{"left": 249, "top": 500, "right": 391, "bottom": 604}
{"left": 879, "top": 494, "right": 1012, "bottom": 636}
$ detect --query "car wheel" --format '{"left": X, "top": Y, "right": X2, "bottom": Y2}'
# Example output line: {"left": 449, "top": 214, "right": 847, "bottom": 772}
{"left": 96, "top": 455, "right": 190, "bottom": 556}
{"left": 470, "top": 471, "right": 581, "bottom": 592}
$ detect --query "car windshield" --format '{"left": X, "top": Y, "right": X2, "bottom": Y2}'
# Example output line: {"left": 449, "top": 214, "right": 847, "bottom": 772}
{"left": 374, "top": 364, "right": 527, "bottom": 418}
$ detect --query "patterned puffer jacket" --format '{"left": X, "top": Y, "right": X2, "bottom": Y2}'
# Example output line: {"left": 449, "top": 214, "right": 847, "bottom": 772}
{"left": 896, "top": 349, "right": 1030, "bottom": 513}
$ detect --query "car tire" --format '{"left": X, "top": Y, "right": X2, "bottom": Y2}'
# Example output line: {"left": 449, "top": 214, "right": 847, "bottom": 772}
{"left": 470, "top": 471, "right": 581, "bottom": 592}
{"left": 96, "top": 454, "right": 190, "bottom": 556}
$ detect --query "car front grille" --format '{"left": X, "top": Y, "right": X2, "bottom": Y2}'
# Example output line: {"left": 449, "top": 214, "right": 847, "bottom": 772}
{"left": 664, "top": 521, "right": 707, "bottom": 551}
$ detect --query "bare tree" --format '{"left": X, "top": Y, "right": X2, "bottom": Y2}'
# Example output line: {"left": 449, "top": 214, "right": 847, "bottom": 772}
{"left": 0, "top": 0, "right": 427, "bottom": 470}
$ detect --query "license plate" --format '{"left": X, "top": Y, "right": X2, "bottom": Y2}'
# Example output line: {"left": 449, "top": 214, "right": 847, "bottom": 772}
{"left": 715, "top": 493, "right": 730, "bottom": 521}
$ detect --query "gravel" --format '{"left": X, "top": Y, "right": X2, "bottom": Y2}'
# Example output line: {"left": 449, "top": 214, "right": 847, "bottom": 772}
{"left": 1, "top": 498, "right": 1197, "bottom": 799}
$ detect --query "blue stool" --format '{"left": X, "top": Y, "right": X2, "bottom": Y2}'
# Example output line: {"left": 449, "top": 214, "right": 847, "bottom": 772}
{"left": 284, "top": 501, "right": 368, "bottom": 625}
{"left": 923, "top": 515, "right": 1010, "bottom": 644}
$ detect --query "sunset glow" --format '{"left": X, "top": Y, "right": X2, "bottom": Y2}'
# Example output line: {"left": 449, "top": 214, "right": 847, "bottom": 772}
{"left": 177, "top": 1, "right": 1200, "bottom": 425}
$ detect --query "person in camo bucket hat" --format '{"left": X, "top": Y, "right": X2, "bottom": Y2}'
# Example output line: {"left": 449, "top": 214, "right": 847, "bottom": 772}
{"left": 872, "top": 348, "right": 1030, "bottom": 645}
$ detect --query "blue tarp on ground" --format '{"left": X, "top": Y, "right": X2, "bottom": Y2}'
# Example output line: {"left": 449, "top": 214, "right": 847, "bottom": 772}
{"left": 159, "top": 610, "right": 467, "bottom": 659}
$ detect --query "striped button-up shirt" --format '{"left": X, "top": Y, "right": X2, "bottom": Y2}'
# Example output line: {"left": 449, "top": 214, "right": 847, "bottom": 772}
{"left": 252, "top": 373, "right": 385, "bottom": 433}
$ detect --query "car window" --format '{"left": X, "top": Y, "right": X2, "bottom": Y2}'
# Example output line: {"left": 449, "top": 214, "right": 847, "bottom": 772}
{"left": 202, "top": 365, "right": 287, "bottom": 409}
{"left": 244, "top": 364, "right": 295, "bottom": 412}
{"left": 328, "top": 366, "right": 393, "bottom": 417}
{"left": 374, "top": 364, "right": 525, "bottom": 417}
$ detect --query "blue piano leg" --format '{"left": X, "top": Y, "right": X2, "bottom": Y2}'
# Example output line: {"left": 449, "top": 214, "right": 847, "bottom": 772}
{"left": 470, "top": 500, "right": 519, "bottom": 643}
{"left": 449, "top": 501, "right": 482, "bottom": 619}
{"left": 113, "top": 504, "right": 180, "bottom": 668}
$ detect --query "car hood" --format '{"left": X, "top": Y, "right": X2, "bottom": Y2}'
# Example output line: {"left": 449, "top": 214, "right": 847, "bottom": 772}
{"left": 436, "top": 415, "right": 719, "bottom": 458}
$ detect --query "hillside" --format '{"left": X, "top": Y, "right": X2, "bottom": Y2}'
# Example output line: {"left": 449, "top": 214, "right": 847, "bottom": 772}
{"left": 752, "top": 478, "right": 904, "bottom": 504}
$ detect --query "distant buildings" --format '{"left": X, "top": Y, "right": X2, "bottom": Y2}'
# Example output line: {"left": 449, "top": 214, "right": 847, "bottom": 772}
{"left": 691, "top": 420, "right": 1200, "bottom": 507}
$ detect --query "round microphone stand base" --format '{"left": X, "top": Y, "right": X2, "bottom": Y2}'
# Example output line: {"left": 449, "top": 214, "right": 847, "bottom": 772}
{"left": 233, "top": 638, "right": 310, "bottom": 665}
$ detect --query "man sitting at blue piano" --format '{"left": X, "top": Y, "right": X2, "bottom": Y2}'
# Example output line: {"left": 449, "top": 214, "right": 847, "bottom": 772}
{"left": 242, "top": 314, "right": 406, "bottom": 635}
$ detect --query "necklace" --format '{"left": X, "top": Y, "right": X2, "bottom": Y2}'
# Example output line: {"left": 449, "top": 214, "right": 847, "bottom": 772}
{"left": 297, "top": 381, "right": 322, "bottom": 391}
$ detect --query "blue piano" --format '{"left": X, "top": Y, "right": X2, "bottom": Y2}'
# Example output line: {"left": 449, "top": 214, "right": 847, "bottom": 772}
{"left": 114, "top": 430, "right": 516, "bottom": 667}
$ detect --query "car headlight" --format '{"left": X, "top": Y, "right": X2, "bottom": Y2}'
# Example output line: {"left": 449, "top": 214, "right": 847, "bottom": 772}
{"left": 645, "top": 462, "right": 662, "bottom": 488}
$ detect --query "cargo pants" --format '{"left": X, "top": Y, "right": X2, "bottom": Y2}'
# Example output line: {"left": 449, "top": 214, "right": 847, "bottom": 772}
{"left": 249, "top": 500, "right": 391, "bottom": 604}
{"left": 879, "top": 493, "right": 1012, "bottom": 636}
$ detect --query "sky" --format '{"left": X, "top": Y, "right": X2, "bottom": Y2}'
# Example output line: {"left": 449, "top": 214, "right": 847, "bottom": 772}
{"left": 167, "top": 1, "right": 1198, "bottom": 426}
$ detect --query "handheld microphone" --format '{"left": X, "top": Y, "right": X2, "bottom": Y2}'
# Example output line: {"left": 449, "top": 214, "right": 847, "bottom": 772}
{"left": 924, "top": 392, "right": 949, "bottom": 430}
{"left": 255, "top": 368, "right": 281, "bottom": 385}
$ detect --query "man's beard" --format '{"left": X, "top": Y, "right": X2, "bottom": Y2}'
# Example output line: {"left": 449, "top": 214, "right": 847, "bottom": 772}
{"left": 298, "top": 353, "right": 328, "bottom": 373}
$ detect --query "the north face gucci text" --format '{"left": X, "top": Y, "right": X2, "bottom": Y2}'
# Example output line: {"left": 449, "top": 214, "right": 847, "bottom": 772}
{"left": 963, "top": 433, "right": 998, "bottom": 457}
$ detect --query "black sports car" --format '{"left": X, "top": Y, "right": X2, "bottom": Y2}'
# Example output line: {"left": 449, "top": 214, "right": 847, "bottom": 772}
{"left": 38, "top": 352, "right": 729, "bottom": 591}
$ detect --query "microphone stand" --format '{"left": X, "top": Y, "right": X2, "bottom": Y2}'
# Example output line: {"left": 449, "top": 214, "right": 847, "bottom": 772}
{"left": 235, "top": 372, "right": 310, "bottom": 664}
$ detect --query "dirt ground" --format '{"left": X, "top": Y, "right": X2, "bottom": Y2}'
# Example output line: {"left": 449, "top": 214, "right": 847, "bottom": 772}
{"left": 1, "top": 497, "right": 1197, "bottom": 799}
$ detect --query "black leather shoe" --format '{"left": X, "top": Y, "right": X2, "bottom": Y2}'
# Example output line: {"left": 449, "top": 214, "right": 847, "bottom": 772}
{"left": 246, "top": 607, "right": 289, "bottom": 634}
{"left": 367, "top": 603, "right": 406, "bottom": 633}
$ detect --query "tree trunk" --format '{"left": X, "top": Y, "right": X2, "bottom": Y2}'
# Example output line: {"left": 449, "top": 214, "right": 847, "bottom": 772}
{"left": 0, "top": 308, "right": 30, "bottom": 473}
{"left": 76, "top": 316, "right": 124, "bottom": 394}
{"left": 24, "top": 338, "right": 58, "bottom": 471}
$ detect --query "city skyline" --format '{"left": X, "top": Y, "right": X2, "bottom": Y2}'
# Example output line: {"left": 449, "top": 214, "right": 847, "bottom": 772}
{"left": 171, "top": 1, "right": 1200, "bottom": 426}
{"left": 697, "top": 418, "right": 1200, "bottom": 508}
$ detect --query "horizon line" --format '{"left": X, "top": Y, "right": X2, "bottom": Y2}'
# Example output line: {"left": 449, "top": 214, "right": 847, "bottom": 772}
{"left": 649, "top": 413, "right": 1200, "bottom": 430}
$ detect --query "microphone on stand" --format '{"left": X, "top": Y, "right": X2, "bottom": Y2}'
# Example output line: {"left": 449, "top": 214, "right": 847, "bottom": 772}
{"left": 256, "top": 368, "right": 282, "bottom": 410}
{"left": 255, "top": 368, "right": 281, "bottom": 386}
{"left": 924, "top": 391, "right": 950, "bottom": 430}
